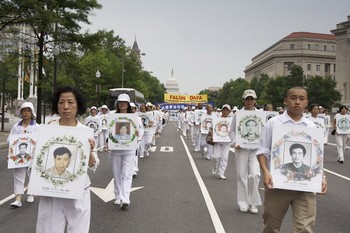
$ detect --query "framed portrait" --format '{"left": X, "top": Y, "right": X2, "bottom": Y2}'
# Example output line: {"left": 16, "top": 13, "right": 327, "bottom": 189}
{"left": 194, "top": 109, "right": 205, "bottom": 125}
{"left": 85, "top": 117, "right": 100, "bottom": 137}
{"left": 7, "top": 132, "right": 38, "bottom": 169}
{"left": 270, "top": 125, "right": 324, "bottom": 193}
{"left": 318, "top": 114, "right": 331, "bottom": 128}
{"left": 200, "top": 116, "right": 213, "bottom": 134}
{"left": 138, "top": 112, "right": 153, "bottom": 129}
{"left": 108, "top": 113, "right": 138, "bottom": 150}
{"left": 265, "top": 111, "right": 279, "bottom": 122}
{"left": 336, "top": 115, "right": 350, "bottom": 134}
{"left": 100, "top": 115, "right": 108, "bottom": 130}
{"left": 212, "top": 117, "right": 231, "bottom": 142}
{"left": 236, "top": 111, "right": 266, "bottom": 149}
{"left": 28, "top": 125, "right": 93, "bottom": 199}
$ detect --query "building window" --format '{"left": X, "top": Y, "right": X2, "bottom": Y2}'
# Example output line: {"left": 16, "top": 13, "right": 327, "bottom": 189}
{"left": 315, "top": 44, "right": 319, "bottom": 50}
{"left": 290, "top": 44, "right": 295, "bottom": 50}
{"left": 325, "top": 63, "right": 330, "bottom": 73}
{"left": 331, "top": 46, "right": 335, "bottom": 51}
{"left": 307, "top": 44, "right": 311, "bottom": 49}
{"left": 324, "top": 45, "right": 327, "bottom": 51}
{"left": 316, "top": 65, "right": 320, "bottom": 71}
{"left": 307, "top": 64, "right": 311, "bottom": 71}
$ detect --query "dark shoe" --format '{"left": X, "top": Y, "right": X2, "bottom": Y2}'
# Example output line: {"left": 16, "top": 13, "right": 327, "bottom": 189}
{"left": 120, "top": 202, "right": 129, "bottom": 210}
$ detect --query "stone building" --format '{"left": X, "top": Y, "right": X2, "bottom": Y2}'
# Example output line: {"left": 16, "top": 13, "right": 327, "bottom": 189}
{"left": 244, "top": 32, "right": 336, "bottom": 82}
{"left": 331, "top": 16, "right": 350, "bottom": 105}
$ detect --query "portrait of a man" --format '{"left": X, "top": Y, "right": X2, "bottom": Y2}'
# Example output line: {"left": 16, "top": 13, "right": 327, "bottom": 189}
{"left": 115, "top": 122, "right": 131, "bottom": 140}
{"left": 338, "top": 119, "right": 349, "bottom": 130}
{"left": 217, "top": 123, "right": 229, "bottom": 137}
{"left": 16, "top": 142, "right": 30, "bottom": 160}
{"left": 280, "top": 143, "right": 311, "bottom": 181}
{"left": 101, "top": 118, "right": 108, "bottom": 128}
{"left": 242, "top": 119, "right": 259, "bottom": 141}
{"left": 46, "top": 147, "right": 72, "bottom": 179}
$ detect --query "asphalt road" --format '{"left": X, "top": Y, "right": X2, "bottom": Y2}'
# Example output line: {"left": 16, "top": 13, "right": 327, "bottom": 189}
{"left": 0, "top": 122, "right": 349, "bottom": 233}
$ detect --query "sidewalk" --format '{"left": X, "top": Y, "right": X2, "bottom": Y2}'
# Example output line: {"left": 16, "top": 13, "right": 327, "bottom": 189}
{"left": 0, "top": 113, "right": 21, "bottom": 150}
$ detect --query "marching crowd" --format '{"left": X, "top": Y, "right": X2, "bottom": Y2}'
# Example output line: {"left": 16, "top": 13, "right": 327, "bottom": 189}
{"left": 6, "top": 85, "right": 349, "bottom": 232}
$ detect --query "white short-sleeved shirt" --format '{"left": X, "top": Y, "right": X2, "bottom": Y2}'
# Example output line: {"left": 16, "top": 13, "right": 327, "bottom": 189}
{"left": 256, "top": 111, "right": 316, "bottom": 170}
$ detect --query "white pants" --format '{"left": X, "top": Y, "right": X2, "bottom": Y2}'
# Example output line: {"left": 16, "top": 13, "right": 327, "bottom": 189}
{"left": 36, "top": 188, "right": 91, "bottom": 233}
{"left": 99, "top": 129, "right": 108, "bottom": 149}
{"left": 182, "top": 122, "right": 189, "bottom": 138}
{"left": 200, "top": 134, "right": 213, "bottom": 159}
{"left": 235, "top": 149, "right": 262, "bottom": 207}
{"left": 212, "top": 142, "right": 230, "bottom": 176}
{"left": 335, "top": 133, "right": 350, "bottom": 161}
{"left": 13, "top": 167, "right": 27, "bottom": 195}
{"left": 193, "top": 125, "right": 200, "bottom": 150}
{"left": 109, "top": 152, "right": 135, "bottom": 204}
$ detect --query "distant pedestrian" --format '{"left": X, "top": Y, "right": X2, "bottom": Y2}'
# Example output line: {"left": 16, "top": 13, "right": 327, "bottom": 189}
{"left": 332, "top": 105, "right": 350, "bottom": 164}
{"left": 8, "top": 102, "right": 39, "bottom": 208}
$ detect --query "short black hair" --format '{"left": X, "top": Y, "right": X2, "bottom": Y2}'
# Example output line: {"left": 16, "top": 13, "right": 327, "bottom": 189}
{"left": 53, "top": 147, "right": 72, "bottom": 159}
{"left": 18, "top": 142, "right": 28, "bottom": 148}
{"left": 52, "top": 86, "right": 86, "bottom": 116}
{"left": 339, "top": 105, "right": 349, "bottom": 112}
{"left": 308, "top": 103, "right": 319, "bottom": 111}
{"left": 289, "top": 143, "right": 306, "bottom": 156}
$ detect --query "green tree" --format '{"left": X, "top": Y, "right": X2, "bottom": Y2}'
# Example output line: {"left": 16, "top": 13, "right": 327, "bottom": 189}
{"left": 0, "top": 0, "right": 102, "bottom": 122}
{"left": 261, "top": 76, "right": 289, "bottom": 110}
{"left": 250, "top": 74, "right": 270, "bottom": 107}
{"left": 218, "top": 78, "right": 250, "bottom": 108}
{"left": 306, "top": 76, "right": 341, "bottom": 110}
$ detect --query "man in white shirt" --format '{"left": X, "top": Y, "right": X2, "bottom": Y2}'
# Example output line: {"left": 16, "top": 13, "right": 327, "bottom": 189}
{"left": 256, "top": 86, "right": 328, "bottom": 233}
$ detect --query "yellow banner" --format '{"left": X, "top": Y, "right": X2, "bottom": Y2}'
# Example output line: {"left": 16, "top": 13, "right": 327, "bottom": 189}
{"left": 164, "top": 94, "right": 208, "bottom": 103}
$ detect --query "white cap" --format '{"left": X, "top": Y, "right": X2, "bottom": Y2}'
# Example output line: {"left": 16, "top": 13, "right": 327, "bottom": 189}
{"left": 319, "top": 106, "right": 324, "bottom": 109}
{"left": 183, "top": 107, "right": 187, "bottom": 110}
{"left": 221, "top": 104, "right": 231, "bottom": 111}
{"left": 242, "top": 89, "right": 257, "bottom": 99}
{"left": 90, "top": 106, "right": 98, "bottom": 112}
{"left": 232, "top": 106, "right": 238, "bottom": 111}
{"left": 146, "top": 102, "right": 153, "bottom": 107}
{"left": 117, "top": 94, "right": 130, "bottom": 103}
{"left": 130, "top": 103, "right": 137, "bottom": 108}
{"left": 19, "top": 102, "right": 36, "bottom": 118}
{"left": 192, "top": 106, "right": 195, "bottom": 110}
{"left": 100, "top": 104, "right": 109, "bottom": 110}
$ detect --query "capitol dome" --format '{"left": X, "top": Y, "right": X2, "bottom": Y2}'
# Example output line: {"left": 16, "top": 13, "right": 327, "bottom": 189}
{"left": 165, "top": 69, "right": 180, "bottom": 93}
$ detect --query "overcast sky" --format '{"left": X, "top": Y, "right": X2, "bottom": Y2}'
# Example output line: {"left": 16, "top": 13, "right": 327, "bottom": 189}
{"left": 84, "top": 0, "right": 350, "bottom": 95}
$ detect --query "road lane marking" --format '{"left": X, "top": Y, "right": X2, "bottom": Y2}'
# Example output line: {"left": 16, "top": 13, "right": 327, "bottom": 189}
{"left": 90, "top": 178, "right": 144, "bottom": 203}
{"left": 180, "top": 135, "right": 226, "bottom": 233}
{"left": 324, "top": 168, "right": 350, "bottom": 181}
{"left": 0, "top": 187, "right": 27, "bottom": 206}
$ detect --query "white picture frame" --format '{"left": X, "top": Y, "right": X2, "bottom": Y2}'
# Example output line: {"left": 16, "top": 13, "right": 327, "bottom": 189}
{"left": 336, "top": 115, "right": 350, "bottom": 134}
{"left": 212, "top": 117, "right": 232, "bottom": 142}
{"left": 200, "top": 116, "right": 213, "bottom": 134}
{"left": 100, "top": 115, "right": 108, "bottom": 130}
{"left": 270, "top": 125, "right": 324, "bottom": 193}
{"left": 108, "top": 113, "right": 138, "bottom": 150}
{"left": 7, "top": 132, "right": 38, "bottom": 169}
{"left": 85, "top": 117, "right": 101, "bottom": 137}
{"left": 236, "top": 110, "right": 266, "bottom": 149}
{"left": 28, "top": 125, "right": 93, "bottom": 199}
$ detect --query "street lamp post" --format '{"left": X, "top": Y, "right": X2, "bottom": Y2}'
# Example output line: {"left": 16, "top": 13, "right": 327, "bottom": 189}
{"left": 1, "top": 76, "right": 7, "bottom": 131}
{"left": 52, "top": 46, "right": 60, "bottom": 92}
{"left": 96, "top": 70, "right": 101, "bottom": 106}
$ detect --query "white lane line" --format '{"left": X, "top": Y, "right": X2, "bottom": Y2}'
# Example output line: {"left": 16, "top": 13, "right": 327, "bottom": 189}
{"left": 0, "top": 187, "right": 27, "bottom": 206}
{"left": 324, "top": 168, "right": 350, "bottom": 181}
{"left": 180, "top": 135, "right": 226, "bottom": 233}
